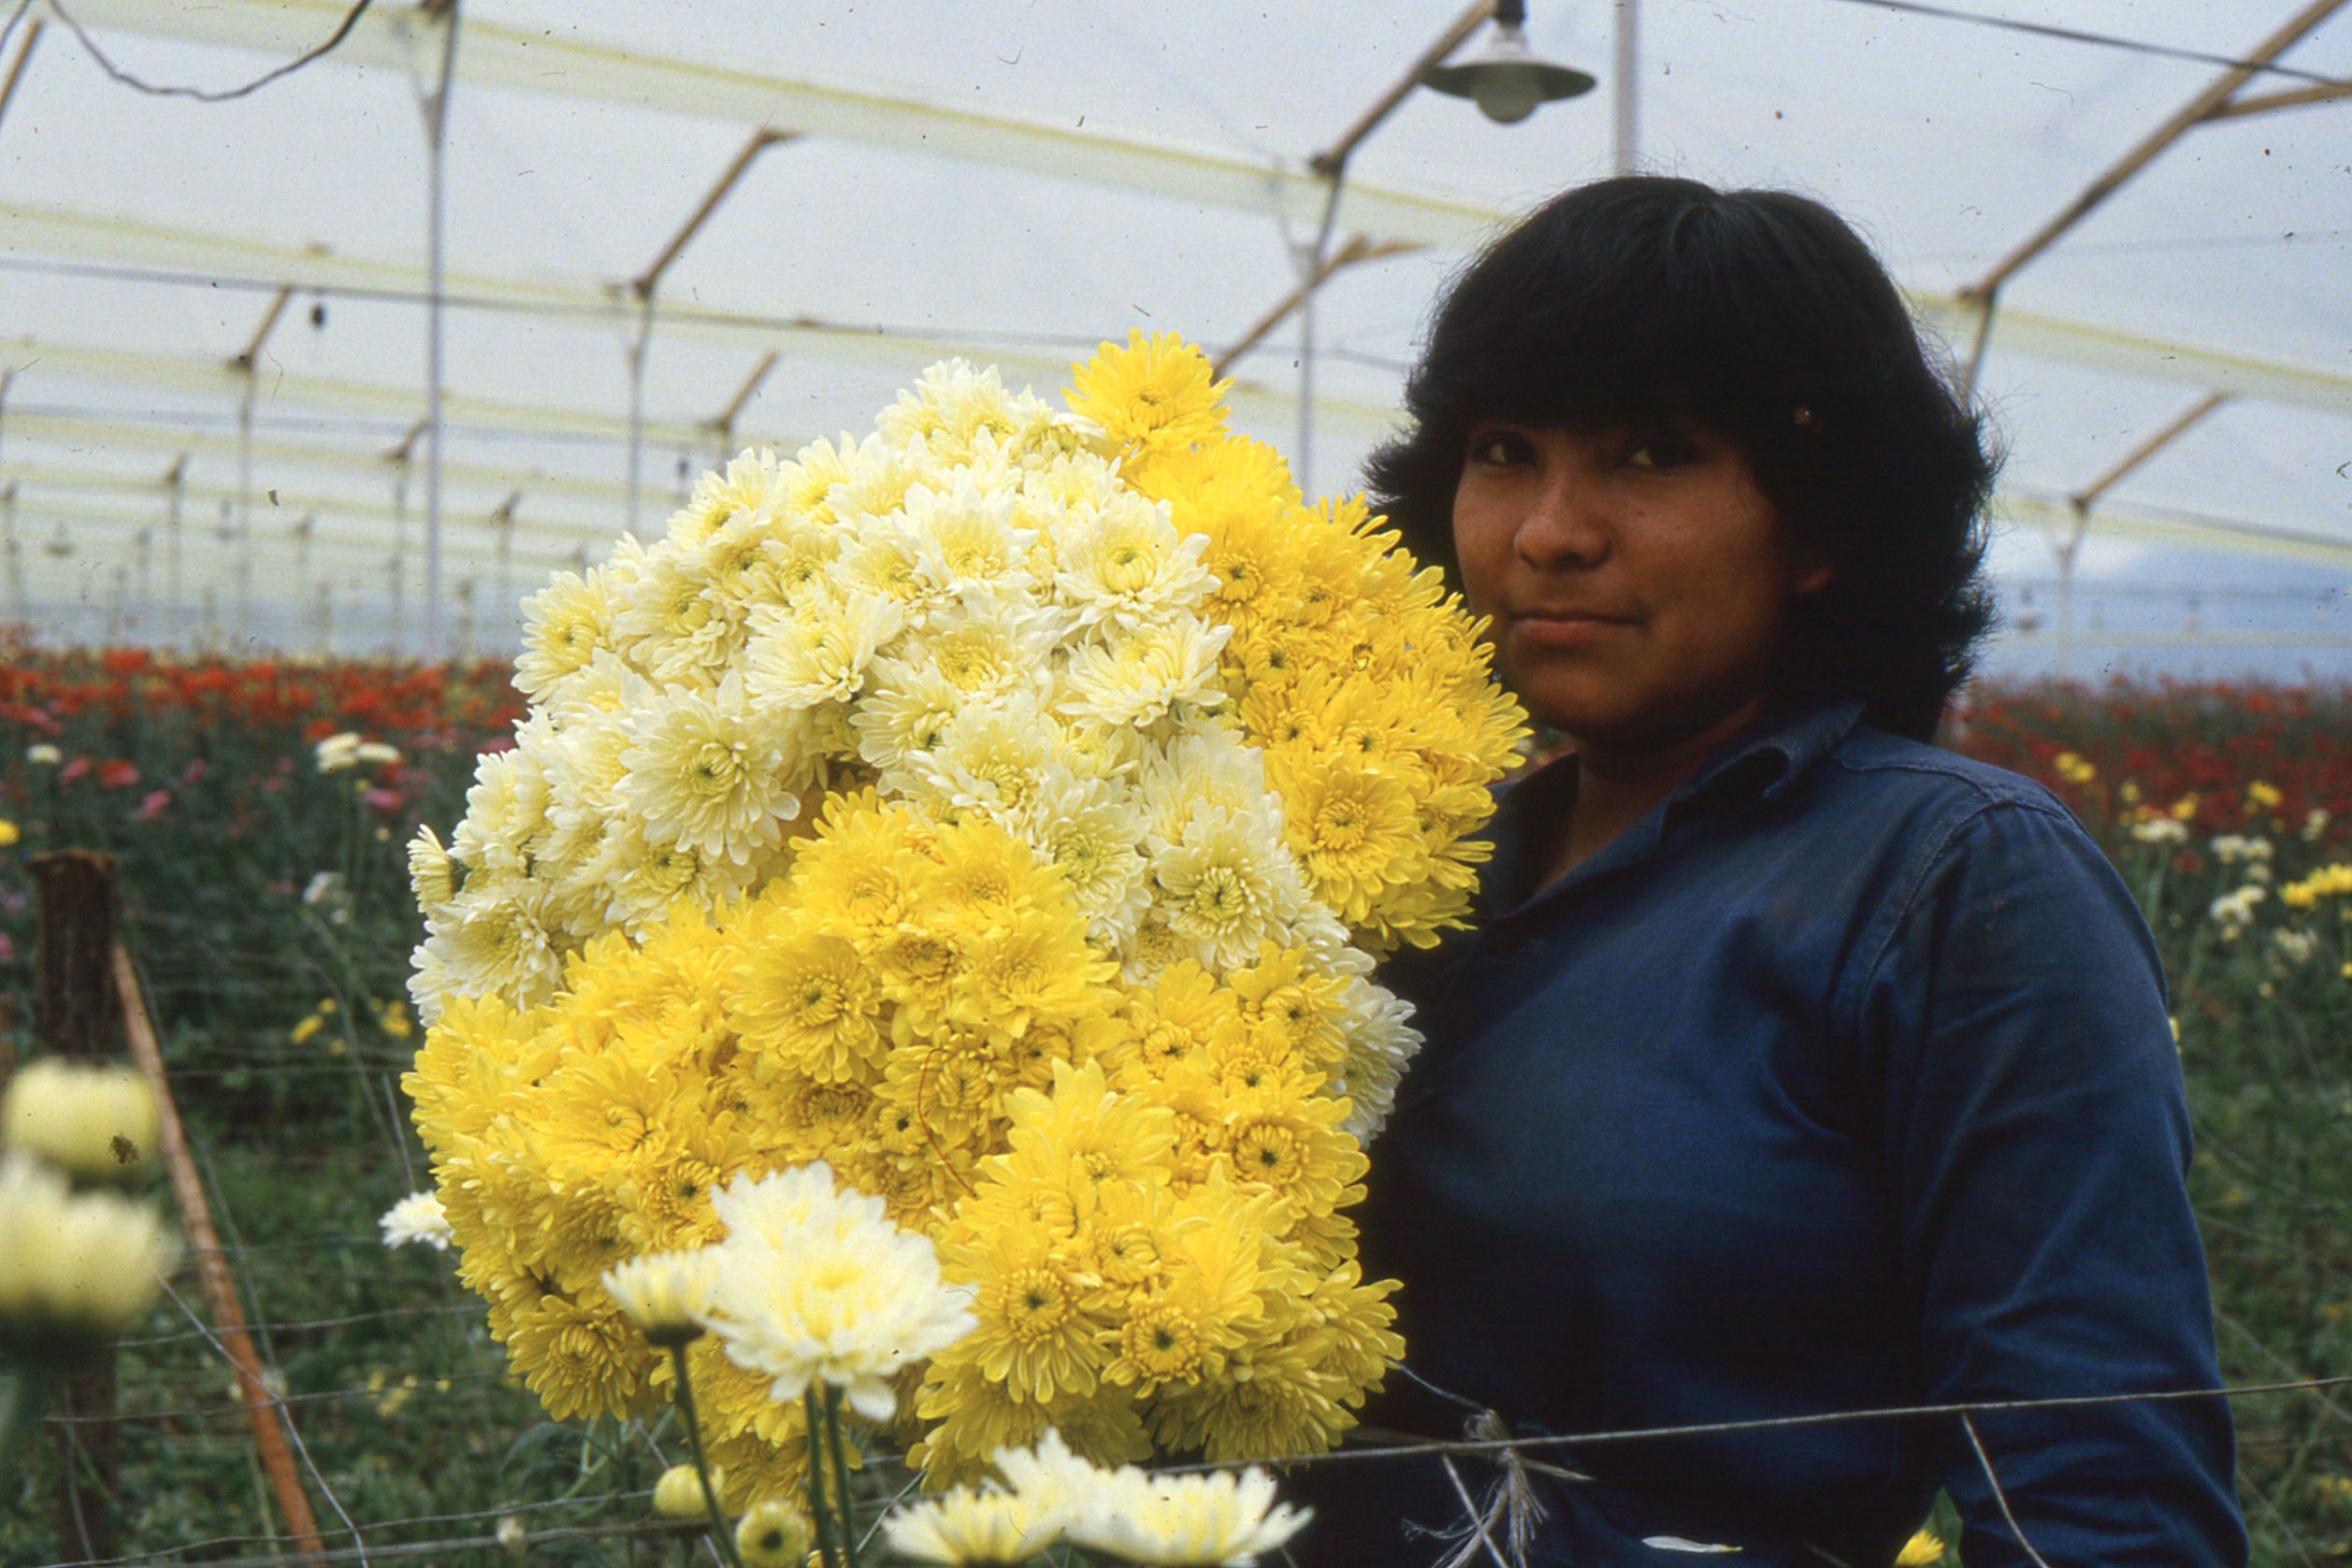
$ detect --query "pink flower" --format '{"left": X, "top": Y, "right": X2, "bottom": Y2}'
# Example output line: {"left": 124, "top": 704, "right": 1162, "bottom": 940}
{"left": 182, "top": 758, "right": 209, "bottom": 784}
{"left": 134, "top": 789, "right": 172, "bottom": 821}
{"left": 56, "top": 756, "right": 92, "bottom": 785}
{"left": 98, "top": 760, "right": 140, "bottom": 791}
{"left": 361, "top": 786, "right": 405, "bottom": 815}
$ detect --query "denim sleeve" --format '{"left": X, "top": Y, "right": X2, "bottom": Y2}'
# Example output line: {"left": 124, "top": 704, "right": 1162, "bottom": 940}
{"left": 1851, "top": 798, "right": 2245, "bottom": 1567}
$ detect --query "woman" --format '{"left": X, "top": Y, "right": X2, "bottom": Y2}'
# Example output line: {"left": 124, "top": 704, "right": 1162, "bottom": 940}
{"left": 1290, "top": 179, "right": 2243, "bottom": 1566}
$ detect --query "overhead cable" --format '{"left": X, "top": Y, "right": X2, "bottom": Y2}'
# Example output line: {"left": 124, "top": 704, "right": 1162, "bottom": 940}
{"left": 36, "top": 0, "right": 374, "bottom": 103}
{"left": 1808, "top": 0, "right": 2351, "bottom": 90}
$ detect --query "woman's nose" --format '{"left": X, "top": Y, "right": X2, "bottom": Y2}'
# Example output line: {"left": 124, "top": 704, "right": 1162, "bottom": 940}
{"left": 1514, "top": 468, "right": 1610, "bottom": 570}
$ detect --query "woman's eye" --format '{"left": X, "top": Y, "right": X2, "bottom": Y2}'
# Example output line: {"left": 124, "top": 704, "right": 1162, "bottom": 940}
{"left": 1469, "top": 430, "right": 1535, "bottom": 467}
{"left": 1624, "top": 432, "right": 1697, "bottom": 469}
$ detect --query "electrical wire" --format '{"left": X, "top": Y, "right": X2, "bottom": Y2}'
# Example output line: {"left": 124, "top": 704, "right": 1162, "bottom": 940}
{"left": 0, "top": 254, "right": 1120, "bottom": 352}
{"left": 37, "top": 0, "right": 375, "bottom": 104}
{"left": 1805, "top": 0, "right": 2352, "bottom": 91}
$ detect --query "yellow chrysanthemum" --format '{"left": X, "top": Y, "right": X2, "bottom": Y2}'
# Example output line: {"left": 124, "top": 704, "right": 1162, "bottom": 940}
{"left": 1066, "top": 330, "right": 1232, "bottom": 455}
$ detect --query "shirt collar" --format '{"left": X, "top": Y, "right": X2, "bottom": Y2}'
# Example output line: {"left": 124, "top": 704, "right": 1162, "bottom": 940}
{"left": 1480, "top": 696, "right": 1869, "bottom": 919}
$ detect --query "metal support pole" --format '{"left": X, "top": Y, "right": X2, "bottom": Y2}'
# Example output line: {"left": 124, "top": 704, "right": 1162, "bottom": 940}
{"left": 163, "top": 454, "right": 185, "bottom": 649}
{"left": 1, "top": 482, "right": 22, "bottom": 634}
{"left": 713, "top": 350, "right": 778, "bottom": 464}
{"left": 421, "top": 0, "right": 460, "bottom": 664}
{"left": 0, "top": 17, "right": 42, "bottom": 135}
{"left": 1214, "top": 234, "right": 1421, "bottom": 378}
{"left": 234, "top": 381, "right": 255, "bottom": 643}
{"left": 2069, "top": 392, "right": 2229, "bottom": 512}
{"left": 1308, "top": 0, "right": 1494, "bottom": 176}
{"left": 627, "top": 130, "right": 797, "bottom": 532}
{"left": 1612, "top": 0, "right": 1639, "bottom": 174}
{"left": 490, "top": 487, "right": 520, "bottom": 640}
{"left": 627, "top": 299, "right": 652, "bottom": 533}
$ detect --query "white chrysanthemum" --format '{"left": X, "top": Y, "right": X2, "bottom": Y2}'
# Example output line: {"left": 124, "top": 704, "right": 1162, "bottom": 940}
{"left": 881, "top": 1485, "right": 1069, "bottom": 1567}
{"left": 379, "top": 1190, "right": 453, "bottom": 1252}
{"left": 1022, "top": 772, "right": 1152, "bottom": 940}
{"left": 407, "top": 825, "right": 455, "bottom": 913}
{"left": 830, "top": 430, "right": 937, "bottom": 522}
{"left": 0, "top": 1154, "right": 178, "bottom": 1359}
{"left": 1136, "top": 728, "right": 1272, "bottom": 851}
{"left": 314, "top": 730, "right": 363, "bottom": 773}
{"left": 602, "top": 1248, "right": 722, "bottom": 1345}
{"left": 514, "top": 569, "right": 617, "bottom": 700}
{"left": 2, "top": 1059, "right": 160, "bottom": 1186}
{"left": 887, "top": 605, "right": 1061, "bottom": 700}
{"left": 1067, "top": 1465, "right": 1310, "bottom": 1567}
{"left": 536, "top": 716, "right": 631, "bottom": 875}
{"left": 669, "top": 447, "right": 787, "bottom": 547}
{"left": 1060, "top": 619, "right": 1232, "bottom": 731}
{"left": 879, "top": 360, "right": 1040, "bottom": 456}
{"left": 587, "top": 817, "right": 764, "bottom": 940}
{"left": 777, "top": 433, "right": 862, "bottom": 524}
{"left": 699, "top": 509, "right": 791, "bottom": 615}
{"left": 905, "top": 479, "right": 1040, "bottom": 603}
{"left": 419, "top": 872, "right": 567, "bottom": 1007}
{"left": 918, "top": 698, "right": 1061, "bottom": 820}
{"left": 616, "top": 674, "right": 808, "bottom": 865}
{"left": 850, "top": 663, "right": 969, "bottom": 776}
{"left": 1150, "top": 803, "right": 1298, "bottom": 971}
{"left": 991, "top": 1429, "right": 1102, "bottom": 1525}
{"left": 1052, "top": 491, "right": 1216, "bottom": 632}
{"left": 703, "top": 1162, "right": 976, "bottom": 1422}
{"left": 538, "top": 649, "right": 654, "bottom": 723}
{"left": 611, "top": 542, "right": 748, "bottom": 687}
{"left": 770, "top": 515, "right": 844, "bottom": 607}
{"left": 1332, "top": 974, "right": 1421, "bottom": 1143}
{"left": 451, "top": 743, "right": 553, "bottom": 878}
{"left": 744, "top": 591, "right": 904, "bottom": 710}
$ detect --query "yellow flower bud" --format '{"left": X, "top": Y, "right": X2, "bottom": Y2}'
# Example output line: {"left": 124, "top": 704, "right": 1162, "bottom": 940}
{"left": 0, "top": 1154, "right": 178, "bottom": 1363}
{"left": 1896, "top": 1529, "right": 1946, "bottom": 1566}
{"left": 735, "top": 1501, "right": 811, "bottom": 1568}
{"left": 653, "top": 1462, "right": 726, "bottom": 1520}
{"left": 2, "top": 1058, "right": 162, "bottom": 1185}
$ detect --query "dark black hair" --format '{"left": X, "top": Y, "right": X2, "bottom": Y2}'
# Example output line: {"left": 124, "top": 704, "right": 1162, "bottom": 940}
{"left": 1366, "top": 176, "right": 1998, "bottom": 741}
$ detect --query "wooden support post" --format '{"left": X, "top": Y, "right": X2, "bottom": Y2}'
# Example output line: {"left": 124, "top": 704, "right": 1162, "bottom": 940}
{"left": 28, "top": 851, "right": 122, "bottom": 1565}
{"left": 113, "top": 945, "right": 330, "bottom": 1568}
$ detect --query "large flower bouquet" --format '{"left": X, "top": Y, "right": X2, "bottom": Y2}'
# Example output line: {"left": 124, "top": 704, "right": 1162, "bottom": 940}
{"left": 405, "top": 333, "right": 1525, "bottom": 1503}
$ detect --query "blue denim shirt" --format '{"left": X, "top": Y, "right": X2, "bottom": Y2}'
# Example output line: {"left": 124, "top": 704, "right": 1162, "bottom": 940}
{"left": 1292, "top": 699, "right": 2243, "bottom": 1567}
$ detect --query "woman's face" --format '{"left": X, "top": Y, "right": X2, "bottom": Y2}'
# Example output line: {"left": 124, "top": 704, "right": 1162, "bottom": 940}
{"left": 1450, "top": 417, "right": 1831, "bottom": 749}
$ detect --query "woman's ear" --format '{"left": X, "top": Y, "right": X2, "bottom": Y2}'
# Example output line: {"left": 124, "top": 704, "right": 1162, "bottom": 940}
{"left": 1790, "top": 538, "right": 1837, "bottom": 597}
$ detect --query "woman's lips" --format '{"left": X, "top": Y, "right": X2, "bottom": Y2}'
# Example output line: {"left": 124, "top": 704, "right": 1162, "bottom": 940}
{"left": 1512, "top": 611, "right": 1636, "bottom": 647}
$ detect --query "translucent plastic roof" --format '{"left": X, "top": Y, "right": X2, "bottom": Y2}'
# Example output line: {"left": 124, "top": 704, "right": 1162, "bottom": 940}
{"left": 3, "top": 0, "right": 2347, "bottom": 675}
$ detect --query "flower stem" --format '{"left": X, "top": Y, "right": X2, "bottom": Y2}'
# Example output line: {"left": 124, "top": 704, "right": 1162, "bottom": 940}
{"left": 668, "top": 1345, "right": 749, "bottom": 1568}
{"left": 821, "top": 1384, "right": 866, "bottom": 1568}
{"left": 0, "top": 1362, "right": 50, "bottom": 1470}
{"left": 804, "top": 1386, "right": 845, "bottom": 1568}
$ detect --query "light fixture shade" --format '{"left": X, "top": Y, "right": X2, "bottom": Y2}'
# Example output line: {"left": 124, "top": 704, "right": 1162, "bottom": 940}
{"left": 1424, "top": 22, "right": 1596, "bottom": 124}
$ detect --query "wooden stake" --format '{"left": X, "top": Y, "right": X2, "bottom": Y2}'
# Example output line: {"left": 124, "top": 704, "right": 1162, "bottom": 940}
{"left": 28, "top": 851, "right": 121, "bottom": 1565}
{"left": 112, "top": 943, "right": 331, "bottom": 1568}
